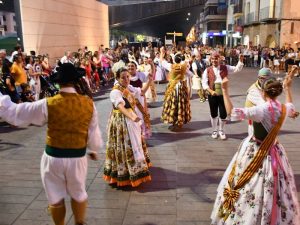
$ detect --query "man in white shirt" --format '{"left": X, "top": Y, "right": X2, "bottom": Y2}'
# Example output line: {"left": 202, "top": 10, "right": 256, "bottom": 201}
{"left": 60, "top": 51, "right": 73, "bottom": 64}
{"left": 0, "top": 63, "right": 102, "bottom": 225}
{"left": 202, "top": 52, "right": 244, "bottom": 140}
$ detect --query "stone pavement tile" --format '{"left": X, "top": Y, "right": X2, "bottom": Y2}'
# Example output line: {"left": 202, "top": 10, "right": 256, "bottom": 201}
{"left": 137, "top": 181, "right": 176, "bottom": 190}
{"left": 88, "top": 198, "right": 128, "bottom": 209}
{"left": 153, "top": 175, "right": 177, "bottom": 182}
{"left": 85, "top": 208, "right": 125, "bottom": 219}
{"left": 0, "top": 203, "right": 27, "bottom": 214}
{"left": 19, "top": 208, "right": 73, "bottom": 221}
{"left": 131, "top": 189, "right": 177, "bottom": 197}
{"left": 0, "top": 180, "right": 42, "bottom": 188}
{"left": 177, "top": 184, "right": 219, "bottom": 195}
{"left": 128, "top": 195, "right": 176, "bottom": 205}
{"left": 176, "top": 221, "right": 211, "bottom": 225}
{"left": 150, "top": 153, "right": 176, "bottom": 160}
{"left": 177, "top": 193, "right": 215, "bottom": 205}
{"left": 12, "top": 219, "right": 52, "bottom": 225}
{"left": 0, "top": 187, "right": 42, "bottom": 196}
{"left": 126, "top": 204, "right": 176, "bottom": 215}
{"left": 0, "top": 174, "right": 41, "bottom": 182}
{"left": 176, "top": 201, "right": 213, "bottom": 211}
{"left": 151, "top": 159, "right": 177, "bottom": 165}
{"left": 0, "top": 213, "right": 20, "bottom": 225}
{"left": 68, "top": 218, "right": 122, "bottom": 225}
{"left": 150, "top": 164, "right": 176, "bottom": 171}
{"left": 177, "top": 210, "right": 211, "bottom": 221}
{"left": 122, "top": 214, "right": 176, "bottom": 225}
{"left": 27, "top": 199, "right": 70, "bottom": 210}
{"left": 0, "top": 195, "right": 36, "bottom": 204}
{"left": 88, "top": 190, "right": 131, "bottom": 201}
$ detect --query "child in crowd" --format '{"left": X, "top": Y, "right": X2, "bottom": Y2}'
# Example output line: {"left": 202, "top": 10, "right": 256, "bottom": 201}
{"left": 20, "top": 83, "right": 35, "bottom": 102}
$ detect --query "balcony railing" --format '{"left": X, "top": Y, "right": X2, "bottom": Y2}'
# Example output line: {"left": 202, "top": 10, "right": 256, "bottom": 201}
{"left": 233, "top": 3, "right": 243, "bottom": 14}
{"left": 245, "top": 12, "right": 259, "bottom": 24}
{"left": 205, "top": 14, "right": 227, "bottom": 21}
{"left": 259, "top": 6, "right": 280, "bottom": 20}
{"left": 205, "top": 0, "right": 218, "bottom": 7}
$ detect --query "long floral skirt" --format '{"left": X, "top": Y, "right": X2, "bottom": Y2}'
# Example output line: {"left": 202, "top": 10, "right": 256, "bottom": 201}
{"left": 103, "top": 111, "right": 151, "bottom": 187}
{"left": 211, "top": 136, "right": 300, "bottom": 225}
{"left": 161, "top": 80, "right": 191, "bottom": 127}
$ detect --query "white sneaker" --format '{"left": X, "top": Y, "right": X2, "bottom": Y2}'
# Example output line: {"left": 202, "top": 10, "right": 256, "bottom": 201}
{"left": 219, "top": 130, "right": 227, "bottom": 140}
{"left": 211, "top": 131, "right": 218, "bottom": 139}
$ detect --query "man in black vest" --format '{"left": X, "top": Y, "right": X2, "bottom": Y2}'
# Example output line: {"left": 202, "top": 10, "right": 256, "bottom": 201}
{"left": 192, "top": 54, "right": 206, "bottom": 102}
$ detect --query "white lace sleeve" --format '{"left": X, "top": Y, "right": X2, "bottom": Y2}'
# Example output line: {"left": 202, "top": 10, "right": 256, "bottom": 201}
{"left": 0, "top": 95, "right": 47, "bottom": 127}
{"left": 110, "top": 89, "right": 124, "bottom": 108}
{"left": 231, "top": 104, "right": 265, "bottom": 122}
{"left": 285, "top": 102, "right": 296, "bottom": 117}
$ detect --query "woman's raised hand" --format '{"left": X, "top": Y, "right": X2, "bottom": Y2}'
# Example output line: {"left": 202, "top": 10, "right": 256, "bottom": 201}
{"left": 284, "top": 65, "right": 297, "bottom": 88}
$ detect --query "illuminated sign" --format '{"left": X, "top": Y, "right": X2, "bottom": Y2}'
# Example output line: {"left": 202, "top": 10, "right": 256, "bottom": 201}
{"left": 207, "top": 32, "right": 226, "bottom": 36}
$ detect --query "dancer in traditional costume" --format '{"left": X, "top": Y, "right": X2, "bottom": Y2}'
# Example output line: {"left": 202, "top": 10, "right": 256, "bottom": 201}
{"left": 191, "top": 53, "right": 207, "bottom": 102}
{"left": 245, "top": 68, "right": 273, "bottom": 136}
{"left": 160, "top": 48, "right": 192, "bottom": 131}
{"left": 211, "top": 66, "right": 300, "bottom": 225}
{"left": 0, "top": 63, "right": 102, "bottom": 225}
{"left": 103, "top": 68, "right": 152, "bottom": 187}
{"left": 127, "top": 61, "right": 152, "bottom": 138}
{"left": 202, "top": 52, "right": 244, "bottom": 140}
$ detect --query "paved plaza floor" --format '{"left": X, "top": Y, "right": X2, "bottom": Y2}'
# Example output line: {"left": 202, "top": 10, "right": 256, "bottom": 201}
{"left": 0, "top": 68, "right": 299, "bottom": 225}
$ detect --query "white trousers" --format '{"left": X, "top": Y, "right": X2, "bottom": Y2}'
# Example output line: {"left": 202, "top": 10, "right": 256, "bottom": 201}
{"left": 40, "top": 152, "right": 88, "bottom": 205}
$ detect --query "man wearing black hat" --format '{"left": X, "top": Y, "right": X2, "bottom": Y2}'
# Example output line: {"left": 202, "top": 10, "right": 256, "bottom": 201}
{"left": 0, "top": 63, "right": 102, "bottom": 225}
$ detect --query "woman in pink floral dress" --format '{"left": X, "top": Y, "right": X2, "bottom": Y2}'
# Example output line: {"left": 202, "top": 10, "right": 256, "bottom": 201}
{"left": 211, "top": 66, "right": 300, "bottom": 225}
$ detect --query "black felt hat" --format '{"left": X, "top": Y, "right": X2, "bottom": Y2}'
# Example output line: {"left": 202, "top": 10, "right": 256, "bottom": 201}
{"left": 52, "top": 63, "right": 86, "bottom": 84}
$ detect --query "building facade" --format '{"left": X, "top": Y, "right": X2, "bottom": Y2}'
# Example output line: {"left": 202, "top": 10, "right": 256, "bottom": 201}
{"left": 12, "top": 0, "right": 109, "bottom": 63}
{"left": 226, "top": 0, "right": 243, "bottom": 47}
{"left": 0, "top": 11, "right": 17, "bottom": 36}
{"left": 198, "top": 0, "right": 227, "bottom": 46}
{"left": 242, "top": 0, "right": 300, "bottom": 49}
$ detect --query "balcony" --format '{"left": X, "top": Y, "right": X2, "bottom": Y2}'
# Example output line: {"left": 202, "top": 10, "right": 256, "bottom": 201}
{"left": 205, "top": 0, "right": 218, "bottom": 8}
{"left": 245, "top": 12, "right": 259, "bottom": 25}
{"left": 205, "top": 14, "right": 226, "bottom": 21}
{"left": 259, "top": 6, "right": 279, "bottom": 22}
{"left": 233, "top": 3, "right": 243, "bottom": 14}
{"left": 207, "top": 21, "right": 226, "bottom": 31}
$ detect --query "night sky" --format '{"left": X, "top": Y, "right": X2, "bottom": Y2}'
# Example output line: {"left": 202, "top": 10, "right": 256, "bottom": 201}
{"left": 0, "top": 0, "right": 15, "bottom": 12}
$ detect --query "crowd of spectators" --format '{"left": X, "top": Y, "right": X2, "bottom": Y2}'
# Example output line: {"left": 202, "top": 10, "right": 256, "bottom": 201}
{"left": 1, "top": 42, "right": 299, "bottom": 104}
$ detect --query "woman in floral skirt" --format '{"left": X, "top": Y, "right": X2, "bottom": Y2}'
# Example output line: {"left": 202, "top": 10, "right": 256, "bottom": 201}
{"left": 103, "top": 68, "right": 152, "bottom": 187}
{"left": 211, "top": 66, "right": 300, "bottom": 225}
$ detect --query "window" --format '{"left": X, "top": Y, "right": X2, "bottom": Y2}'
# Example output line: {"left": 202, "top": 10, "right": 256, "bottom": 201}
{"left": 291, "top": 22, "right": 294, "bottom": 34}
{"left": 13, "top": 16, "right": 16, "bottom": 21}
{"left": 3, "top": 15, "right": 6, "bottom": 21}
{"left": 4, "top": 25, "right": 7, "bottom": 31}
{"left": 14, "top": 26, "right": 17, "bottom": 32}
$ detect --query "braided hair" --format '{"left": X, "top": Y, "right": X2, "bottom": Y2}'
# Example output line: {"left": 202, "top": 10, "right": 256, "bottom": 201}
{"left": 262, "top": 77, "right": 283, "bottom": 99}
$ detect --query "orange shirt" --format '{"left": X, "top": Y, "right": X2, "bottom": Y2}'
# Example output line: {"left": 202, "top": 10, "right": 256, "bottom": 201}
{"left": 10, "top": 62, "right": 27, "bottom": 85}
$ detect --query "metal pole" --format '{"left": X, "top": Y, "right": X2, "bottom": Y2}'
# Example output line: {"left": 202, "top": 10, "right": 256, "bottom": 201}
{"left": 173, "top": 31, "right": 176, "bottom": 45}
